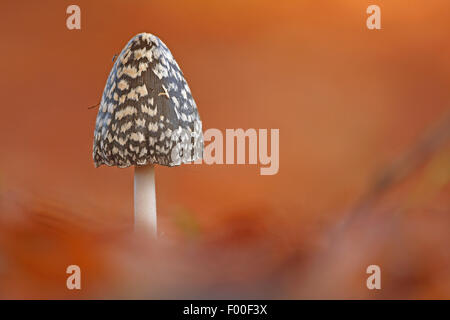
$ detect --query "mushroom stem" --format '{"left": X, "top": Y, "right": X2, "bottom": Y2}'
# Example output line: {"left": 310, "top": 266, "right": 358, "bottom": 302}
{"left": 134, "top": 164, "right": 157, "bottom": 236}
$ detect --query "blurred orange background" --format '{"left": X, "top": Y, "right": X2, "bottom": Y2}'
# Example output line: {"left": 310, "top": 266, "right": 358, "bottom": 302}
{"left": 0, "top": 0, "right": 449, "bottom": 299}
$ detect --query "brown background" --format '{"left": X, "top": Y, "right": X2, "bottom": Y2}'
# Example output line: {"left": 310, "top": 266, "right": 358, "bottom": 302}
{"left": 0, "top": 0, "right": 449, "bottom": 299}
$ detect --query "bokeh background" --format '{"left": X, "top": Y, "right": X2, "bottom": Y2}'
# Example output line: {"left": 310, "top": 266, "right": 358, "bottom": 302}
{"left": 0, "top": 0, "right": 449, "bottom": 299}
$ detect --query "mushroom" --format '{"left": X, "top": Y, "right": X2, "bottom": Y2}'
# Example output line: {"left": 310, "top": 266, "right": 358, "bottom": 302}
{"left": 92, "top": 33, "right": 203, "bottom": 236}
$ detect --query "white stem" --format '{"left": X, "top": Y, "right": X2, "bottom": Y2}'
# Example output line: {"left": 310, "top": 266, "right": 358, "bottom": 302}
{"left": 134, "top": 164, "right": 157, "bottom": 237}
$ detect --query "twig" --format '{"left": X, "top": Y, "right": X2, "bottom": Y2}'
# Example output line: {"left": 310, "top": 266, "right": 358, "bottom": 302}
{"left": 88, "top": 102, "right": 100, "bottom": 110}
{"left": 342, "top": 110, "right": 450, "bottom": 227}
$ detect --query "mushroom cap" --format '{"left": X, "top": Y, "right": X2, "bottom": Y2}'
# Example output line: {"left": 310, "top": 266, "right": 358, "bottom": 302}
{"left": 93, "top": 33, "right": 203, "bottom": 168}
